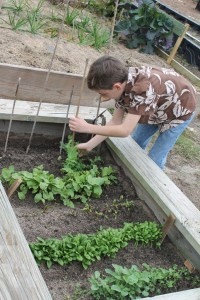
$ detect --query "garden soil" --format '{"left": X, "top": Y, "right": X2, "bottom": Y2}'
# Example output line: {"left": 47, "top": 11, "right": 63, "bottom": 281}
{"left": 0, "top": 135, "right": 197, "bottom": 300}
{"left": 0, "top": 1, "right": 200, "bottom": 299}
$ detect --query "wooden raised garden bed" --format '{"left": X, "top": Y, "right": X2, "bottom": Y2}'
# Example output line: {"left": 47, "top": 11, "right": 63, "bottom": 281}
{"left": 0, "top": 63, "right": 200, "bottom": 299}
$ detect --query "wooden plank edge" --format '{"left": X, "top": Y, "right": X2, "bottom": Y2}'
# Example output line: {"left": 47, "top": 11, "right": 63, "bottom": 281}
{"left": 0, "top": 99, "right": 110, "bottom": 123}
{"left": 0, "top": 182, "right": 52, "bottom": 299}
{"left": 106, "top": 136, "right": 200, "bottom": 271}
{"left": 155, "top": 47, "right": 200, "bottom": 88}
{"left": 0, "top": 63, "right": 115, "bottom": 108}
{"left": 0, "top": 62, "right": 84, "bottom": 78}
{"left": 145, "top": 287, "right": 200, "bottom": 299}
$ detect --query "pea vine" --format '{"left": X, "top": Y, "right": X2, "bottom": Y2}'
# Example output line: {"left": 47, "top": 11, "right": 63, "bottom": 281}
{"left": 0, "top": 137, "right": 117, "bottom": 207}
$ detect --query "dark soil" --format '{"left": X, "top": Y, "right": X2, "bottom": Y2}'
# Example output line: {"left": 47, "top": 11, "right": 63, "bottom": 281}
{"left": 0, "top": 133, "right": 197, "bottom": 300}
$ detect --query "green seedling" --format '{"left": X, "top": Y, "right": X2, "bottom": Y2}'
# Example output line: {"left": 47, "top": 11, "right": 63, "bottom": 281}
{"left": 2, "top": 10, "right": 27, "bottom": 30}
{"left": 26, "top": 10, "right": 48, "bottom": 34}
{"left": 30, "top": 221, "right": 162, "bottom": 269}
{"left": 64, "top": 6, "right": 79, "bottom": 26}
{"left": 89, "top": 263, "right": 200, "bottom": 299}
{"left": 1, "top": 0, "right": 27, "bottom": 13}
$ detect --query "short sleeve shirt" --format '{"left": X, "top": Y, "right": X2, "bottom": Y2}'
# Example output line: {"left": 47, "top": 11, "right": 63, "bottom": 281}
{"left": 115, "top": 66, "right": 197, "bottom": 132}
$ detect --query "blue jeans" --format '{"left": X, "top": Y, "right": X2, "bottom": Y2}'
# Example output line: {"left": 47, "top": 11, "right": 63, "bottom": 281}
{"left": 131, "top": 114, "right": 194, "bottom": 169}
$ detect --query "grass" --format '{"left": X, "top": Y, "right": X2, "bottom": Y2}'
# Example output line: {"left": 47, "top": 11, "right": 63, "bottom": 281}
{"left": 146, "top": 128, "right": 200, "bottom": 161}
{"left": 175, "top": 130, "right": 200, "bottom": 160}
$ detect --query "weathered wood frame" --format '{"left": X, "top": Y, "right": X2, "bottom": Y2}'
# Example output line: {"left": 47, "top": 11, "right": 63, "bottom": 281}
{"left": 0, "top": 182, "right": 52, "bottom": 299}
{"left": 0, "top": 63, "right": 200, "bottom": 299}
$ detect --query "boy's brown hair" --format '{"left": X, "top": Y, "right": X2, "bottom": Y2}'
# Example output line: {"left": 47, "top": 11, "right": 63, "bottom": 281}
{"left": 87, "top": 56, "right": 128, "bottom": 90}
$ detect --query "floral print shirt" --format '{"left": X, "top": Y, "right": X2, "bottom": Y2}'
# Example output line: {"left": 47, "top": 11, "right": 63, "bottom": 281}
{"left": 115, "top": 66, "right": 197, "bottom": 132}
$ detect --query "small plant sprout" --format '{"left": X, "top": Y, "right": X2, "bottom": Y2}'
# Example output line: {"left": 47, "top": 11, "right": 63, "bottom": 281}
{"left": 3, "top": 10, "right": 27, "bottom": 30}
{"left": 1, "top": 0, "right": 28, "bottom": 13}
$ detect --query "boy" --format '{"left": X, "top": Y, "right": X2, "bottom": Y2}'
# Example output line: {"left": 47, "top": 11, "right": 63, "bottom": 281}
{"left": 69, "top": 56, "right": 196, "bottom": 169}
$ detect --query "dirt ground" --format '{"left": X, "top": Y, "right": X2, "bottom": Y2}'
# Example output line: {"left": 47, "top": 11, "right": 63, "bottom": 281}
{"left": 0, "top": 1, "right": 200, "bottom": 299}
{"left": 160, "top": 0, "right": 200, "bottom": 23}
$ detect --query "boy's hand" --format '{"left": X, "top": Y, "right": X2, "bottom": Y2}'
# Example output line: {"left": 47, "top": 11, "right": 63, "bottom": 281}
{"left": 77, "top": 142, "right": 93, "bottom": 157}
{"left": 77, "top": 143, "right": 92, "bottom": 152}
{"left": 69, "top": 116, "right": 91, "bottom": 133}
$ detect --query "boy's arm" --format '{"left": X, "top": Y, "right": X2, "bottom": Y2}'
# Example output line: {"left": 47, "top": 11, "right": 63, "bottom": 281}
{"left": 69, "top": 108, "right": 140, "bottom": 151}
{"left": 78, "top": 107, "right": 125, "bottom": 151}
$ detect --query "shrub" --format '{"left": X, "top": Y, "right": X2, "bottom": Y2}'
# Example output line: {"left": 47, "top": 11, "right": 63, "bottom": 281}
{"left": 115, "top": 0, "right": 174, "bottom": 54}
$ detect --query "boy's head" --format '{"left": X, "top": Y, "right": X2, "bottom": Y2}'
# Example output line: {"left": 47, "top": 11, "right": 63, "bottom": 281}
{"left": 87, "top": 56, "right": 128, "bottom": 91}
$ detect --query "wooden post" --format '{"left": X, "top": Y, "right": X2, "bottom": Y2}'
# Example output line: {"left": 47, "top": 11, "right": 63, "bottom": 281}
{"left": 161, "top": 214, "right": 176, "bottom": 244}
{"left": 184, "top": 259, "right": 196, "bottom": 273}
{"left": 7, "top": 178, "right": 23, "bottom": 199}
{"left": 108, "top": 0, "right": 119, "bottom": 54}
{"left": 4, "top": 77, "right": 21, "bottom": 152}
{"left": 59, "top": 85, "right": 74, "bottom": 156}
{"left": 167, "top": 23, "right": 190, "bottom": 65}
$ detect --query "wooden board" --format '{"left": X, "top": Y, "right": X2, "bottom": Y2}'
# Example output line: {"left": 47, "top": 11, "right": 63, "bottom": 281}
{"left": 0, "top": 182, "right": 52, "bottom": 300}
{"left": 0, "top": 63, "right": 115, "bottom": 108}
{"left": 0, "top": 99, "right": 111, "bottom": 124}
{"left": 146, "top": 288, "right": 200, "bottom": 299}
{"left": 155, "top": 48, "right": 200, "bottom": 88}
{"left": 106, "top": 136, "right": 200, "bottom": 271}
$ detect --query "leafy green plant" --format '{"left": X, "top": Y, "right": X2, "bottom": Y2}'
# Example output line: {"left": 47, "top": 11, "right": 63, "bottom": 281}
{"left": 89, "top": 263, "right": 200, "bottom": 299}
{"left": 87, "top": 19, "right": 110, "bottom": 49}
{"left": 25, "top": 0, "right": 48, "bottom": 34}
{"left": 2, "top": 10, "right": 27, "bottom": 30}
{"left": 76, "top": 18, "right": 110, "bottom": 50}
{"left": 0, "top": 136, "right": 117, "bottom": 207}
{"left": 64, "top": 6, "right": 80, "bottom": 26}
{"left": 2, "top": 0, "right": 47, "bottom": 33}
{"left": 86, "top": 0, "right": 116, "bottom": 18}
{"left": 30, "top": 0, "right": 46, "bottom": 16}
{"left": 1, "top": 0, "right": 27, "bottom": 13}
{"left": 26, "top": 10, "right": 47, "bottom": 34}
{"left": 48, "top": 9, "right": 62, "bottom": 22}
{"left": 30, "top": 221, "right": 162, "bottom": 269}
{"left": 115, "top": 0, "right": 174, "bottom": 54}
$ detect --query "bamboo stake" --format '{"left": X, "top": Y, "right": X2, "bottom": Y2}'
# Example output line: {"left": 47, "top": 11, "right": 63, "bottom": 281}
{"left": 88, "top": 0, "right": 120, "bottom": 145}
{"left": 4, "top": 77, "right": 21, "bottom": 153}
{"left": 108, "top": 0, "right": 119, "bottom": 55}
{"left": 75, "top": 58, "right": 89, "bottom": 118}
{"left": 59, "top": 85, "right": 74, "bottom": 156}
{"left": 72, "top": 58, "right": 89, "bottom": 142}
{"left": 94, "top": 96, "right": 101, "bottom": 123}
{"left": 26, "top": 0, "right": 70, "bottom": 154}
{"left": 90, "top": 95, "right": 101, "bottom": 139}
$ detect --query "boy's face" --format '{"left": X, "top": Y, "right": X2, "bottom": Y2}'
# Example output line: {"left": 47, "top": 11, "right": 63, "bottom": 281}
{"left": 96, "top": 82, "right": 126, "bottom": 102}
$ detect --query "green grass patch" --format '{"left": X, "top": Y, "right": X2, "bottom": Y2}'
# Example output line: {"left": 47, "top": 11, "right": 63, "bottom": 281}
{"left": 175, "top": 131, "right": 200, "bottom": 160}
